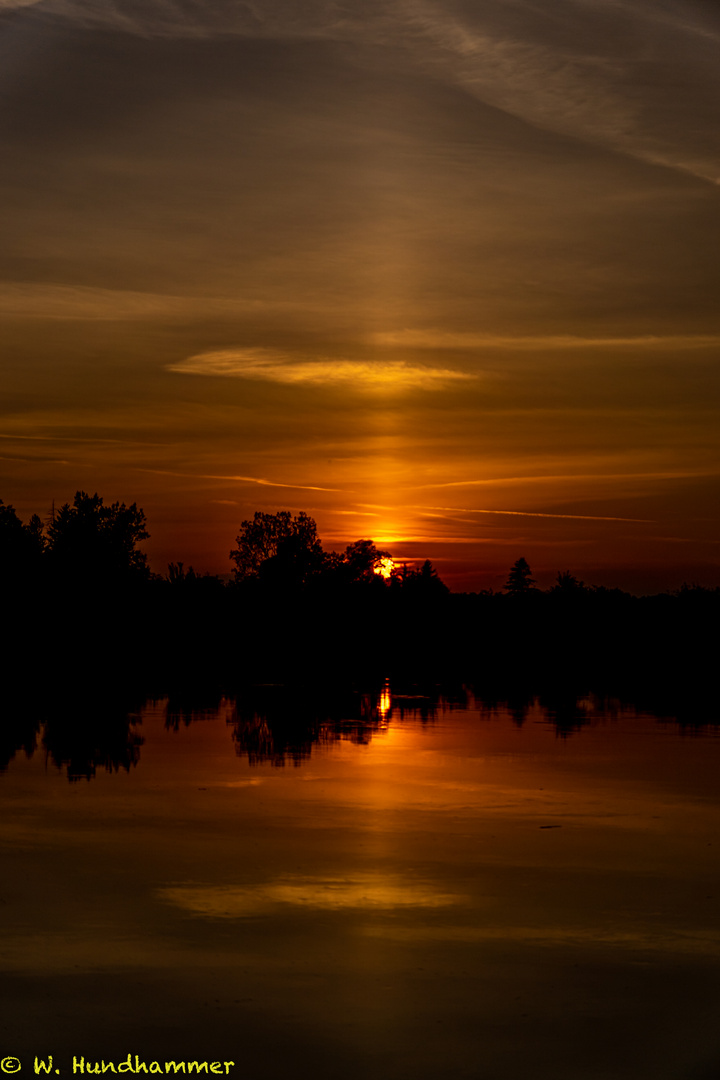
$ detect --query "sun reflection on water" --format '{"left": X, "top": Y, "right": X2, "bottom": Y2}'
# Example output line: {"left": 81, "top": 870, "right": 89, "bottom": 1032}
{"left": 378, "top": 680, "right": 392, "bottom": 724}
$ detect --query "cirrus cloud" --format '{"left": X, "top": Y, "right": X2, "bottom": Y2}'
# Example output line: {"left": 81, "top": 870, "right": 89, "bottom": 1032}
{"left": 371, "top": 329, "right": 720, "bottom": 351}
{"left": 168, "top": 348, "right": 478, "bottom": 391}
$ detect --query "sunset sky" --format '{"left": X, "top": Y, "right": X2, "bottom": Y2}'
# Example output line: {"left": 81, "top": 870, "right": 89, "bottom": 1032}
{"left": 2, "top": 0, "right": 720, "bottom": 591}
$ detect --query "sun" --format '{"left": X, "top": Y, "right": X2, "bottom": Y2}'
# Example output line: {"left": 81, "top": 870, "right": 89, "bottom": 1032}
{"left": 376, "top": 556, "right": 395, "bottom": 580}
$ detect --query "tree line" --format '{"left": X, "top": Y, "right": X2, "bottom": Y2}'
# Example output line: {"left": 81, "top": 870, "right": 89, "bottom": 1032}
{"left": 1, "top": 491, "right": 717, "bottom": 698}
{"left": 5, "top": 490, "right": 709, "bottom": 599}
{"left": 0, "top": 494, "right": 448, "bottom": 594}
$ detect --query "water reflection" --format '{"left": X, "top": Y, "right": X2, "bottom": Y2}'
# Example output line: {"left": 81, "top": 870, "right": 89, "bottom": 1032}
{"left": 378, "top": 679, "right": 392, "bottom": 723}
{"left": 0, "top": 689, "right": 144, "bottom": 781}
{"left": 165, "top": 688, "right": 228, "bottom": 731}
{"left": 158, "top": 874, "right": 464, "bottom": 917}
{"left": 1, "top": 679, "right": 719, "bottom": 781}
{"left": 43, "top": 697, "right": 144, "bottom": 781}
{"left": 3, "top": 676, "right": 720, "bottom": 1080}
{"left": 0, "top": 706, "right": 39, "bottom": 773}
{"left": 227, "top": 681, "right": 451, "bottom": 766}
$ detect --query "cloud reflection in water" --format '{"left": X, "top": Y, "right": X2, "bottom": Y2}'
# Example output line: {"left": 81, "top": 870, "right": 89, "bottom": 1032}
{"left": 157, "top": 875, "right": 465, "bottom": 917}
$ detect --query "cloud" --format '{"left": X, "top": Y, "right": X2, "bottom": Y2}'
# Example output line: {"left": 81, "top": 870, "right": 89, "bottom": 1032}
{"left": 13, "top": 0, "right": 378, "bottom": 39}
{"left": 333, "top": 509, "right": 380, "bottom": 517}
{"left": 417, "top": 469, "right": 720, "bottom": 490}
{"left": 397, "top": 0, "right": 720, "bottom": 186}
{"left": 0, "top": 452, "right": 70, "bottom": 465}
{"left": 14, "top": 0, "right": 720, "bottom": 187}
{"left": 168, "top": 348, "right": 478, "bottom": 391}
{"left": 413, "top": 504, "right": 654, "bottom": 524}
{"left": 401, "top": 2, "right": 633, "bottom": 137}
{"left": 137, "top": 467, "right": 341, "bottom": 493}
{"left": 0, "top": 431, "right": 160, "bottom": 445}
{"left": 0, "top": 283, "right": 302, "bottom": 321}
{"left": 372, "top": 330, "right": 720, "bottom": 350}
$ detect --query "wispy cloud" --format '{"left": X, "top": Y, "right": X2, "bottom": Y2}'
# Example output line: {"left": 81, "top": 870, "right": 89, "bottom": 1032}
{"left": 0, "top": 452, "right": 69, "bottom": 465}
{"left": 397, "top": 0, "right": 720, "bottom": 186}
{"left": 372, "top": 330, "right": 720, "bottom": 351}
{"left": 169, "top": 348, "right": 477, "bottom": 391}
{"left": 16, "top": 0, "right": 374, "bottom": 39}
{"left": 136, "top": 466, "right": 341, "bottom": 493}
{"left": 414, "top": 504, "right": 654, "bottom": 524}
{"left": 17, "top": 0, "right": 720, "bottom": 187}
{"left": 0, "top": 283, "right": 301, "bottom": 321}
{"left": 0, "top": 431, "right": 163, "bottom": 446}
{"left": 333, "top": 509, "right": 380, "bottom": 517}
{"left": 400, "top": 1, "right": 634, "bottom": 141}
{"left": 415, "top": 469, "right": 720, "bottom": 489}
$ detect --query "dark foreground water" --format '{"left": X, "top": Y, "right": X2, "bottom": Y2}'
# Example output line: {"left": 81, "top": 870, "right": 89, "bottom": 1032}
{"left": 2, "top": 686, "right": 720, "bottom": 1080}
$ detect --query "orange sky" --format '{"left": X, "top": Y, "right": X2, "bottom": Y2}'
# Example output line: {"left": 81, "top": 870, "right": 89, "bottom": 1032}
{"left": 2, "top": 0, "right": 720, "bottom": 591}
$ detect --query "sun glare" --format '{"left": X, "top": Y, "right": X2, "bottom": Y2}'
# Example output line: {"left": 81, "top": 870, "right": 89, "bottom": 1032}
{"left": 376, "top": 556, "right": 395, "bottom": 580}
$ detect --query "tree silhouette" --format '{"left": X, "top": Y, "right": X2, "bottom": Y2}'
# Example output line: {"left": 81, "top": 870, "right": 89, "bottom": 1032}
{"left": 0, "top": 499, "right": 45, "bottom": 582}
{"left": 167, "top": 561, "right": 197, "bottom": 585}
{"left": 505, "top": 557, "right": 535, "bottom": 594}
{"left": 339, "top": 539, "right": 391, "bottom": 584}
{"left": 551, "top": 570, "right": 585, "bottom": 593}
{"left": 230, "top": 510, "right": 325, "bottom": 585}
{"left": 391, "top": 558, "right": 449, "bottom": 596}
{"left": 46, "top": 490, "right": 149, "bottom": 584}
{"left": 416, "top": 559, "right": 448, "bottom": 592}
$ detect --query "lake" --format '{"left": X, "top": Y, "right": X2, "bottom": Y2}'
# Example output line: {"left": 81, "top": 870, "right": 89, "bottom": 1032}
{"left": 2, "top": 683, "right": 720, "bottom": 1080}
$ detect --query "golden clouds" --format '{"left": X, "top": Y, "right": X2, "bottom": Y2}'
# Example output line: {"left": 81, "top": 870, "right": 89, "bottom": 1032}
{"left": 168, "top": 348, "right": 478, "bottom": 391}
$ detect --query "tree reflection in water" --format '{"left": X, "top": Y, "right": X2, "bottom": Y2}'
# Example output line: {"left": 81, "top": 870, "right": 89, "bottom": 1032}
{"left": 0, "top": 696, "right": 40, "bottom": 774}
{"left": 226, "top": 681, "right": 472, "bottom": 766}
{"left": 2, "top": 678, "right": 718, "bottom": 781}
{"left": 0, "top": 686, "right": 144, "bottom": 781}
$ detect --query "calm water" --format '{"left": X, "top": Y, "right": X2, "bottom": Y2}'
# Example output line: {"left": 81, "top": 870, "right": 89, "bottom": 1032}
{"left": 2, "top": 686, "right": 720, "bottom": 1080}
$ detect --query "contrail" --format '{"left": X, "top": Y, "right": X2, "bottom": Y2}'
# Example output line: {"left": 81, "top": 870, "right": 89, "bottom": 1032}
{"left": 136, "top": 467, "right": 342, "bottom": 493}
{"left": 413, "top": 504, "right": 654, "bottom": 524}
